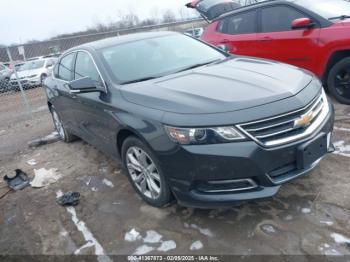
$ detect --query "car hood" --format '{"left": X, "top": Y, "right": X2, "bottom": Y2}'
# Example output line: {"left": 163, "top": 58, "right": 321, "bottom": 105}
{"left": 120, "top": 57, "right": 313, "bottom": 114}
{"left": 11, "top": 68, "right": 42, "bottom": 79}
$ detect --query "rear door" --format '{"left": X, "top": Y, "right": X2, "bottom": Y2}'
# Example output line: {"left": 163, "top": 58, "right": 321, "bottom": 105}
{"left": 50, "top": 52, "right": 78, "bottom": 132}
{"left": 255, "top": 4, "right": 321, "bottom": 71}
{"left": 215, "top": 10, "right": 259, "bottom": 56}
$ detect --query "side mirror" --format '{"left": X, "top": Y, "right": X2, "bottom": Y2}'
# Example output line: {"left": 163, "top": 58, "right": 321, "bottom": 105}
{"left": 291, "top": 18, "right": 315, "bottom": 30}
{"left": 68, "top": 77, "right": 100, "bottom": 94}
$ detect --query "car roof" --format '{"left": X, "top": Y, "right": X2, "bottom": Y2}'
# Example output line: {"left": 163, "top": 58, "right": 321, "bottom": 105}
{"left": 70, "top": 31, "right": 178, "bottom": 52}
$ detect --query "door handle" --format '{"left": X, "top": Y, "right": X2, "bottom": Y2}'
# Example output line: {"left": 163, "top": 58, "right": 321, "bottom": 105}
{"left": 258, "top": 36, "right": 273, "bottom": 42}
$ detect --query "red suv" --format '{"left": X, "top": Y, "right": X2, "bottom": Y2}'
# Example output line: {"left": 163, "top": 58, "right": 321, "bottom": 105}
{"left": 187, "top": 0, "right": 350, "bottom": 104}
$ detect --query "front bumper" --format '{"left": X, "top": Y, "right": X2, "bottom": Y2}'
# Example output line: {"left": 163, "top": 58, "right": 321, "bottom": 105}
{"left": 157, "top": 104, "right": 335, "bottom": 208}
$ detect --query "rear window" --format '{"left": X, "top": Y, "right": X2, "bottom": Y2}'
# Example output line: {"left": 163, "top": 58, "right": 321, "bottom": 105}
{"left": 217, "top": 11, "right": 257, "bottom": 35}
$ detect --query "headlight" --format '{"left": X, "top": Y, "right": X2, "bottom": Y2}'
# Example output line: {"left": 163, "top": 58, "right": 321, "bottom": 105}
{"left": 164, "top": 125, "right": 246, "bottom": 145}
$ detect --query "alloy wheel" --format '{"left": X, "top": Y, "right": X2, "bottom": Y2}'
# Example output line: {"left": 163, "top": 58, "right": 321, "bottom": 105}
{"left": 126, "top": 146, "right": 161, "bottom": 199}
{"left": 52, "top": 110, "right": 65, "bottom": 140}
{"left": 334, "top": 68, "right": 350, "bottom": 99}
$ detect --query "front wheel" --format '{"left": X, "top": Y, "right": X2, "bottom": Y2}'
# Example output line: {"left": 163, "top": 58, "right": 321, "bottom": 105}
{"left": 327, "top": 57, "right": 350, "bottom": 105}
{"left": 122, "top": 136, "right": 173, "bottom": 207}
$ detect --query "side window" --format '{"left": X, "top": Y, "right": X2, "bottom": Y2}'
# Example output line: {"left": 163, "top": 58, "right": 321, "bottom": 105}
{"left": 74, "top": 52, "right": 101, "bottom": 84}
{"left": 261, "top": 6, "right": 307, "bottom": 33}
{"left": 217, "top": 11, "right": 257, "bottom": 35}
{"left": 58, "top": 53, "right": 75, "bottom": 81}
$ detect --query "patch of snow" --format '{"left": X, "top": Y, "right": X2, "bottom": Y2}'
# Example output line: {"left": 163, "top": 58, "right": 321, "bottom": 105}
{"left": 26, "top": 159, "right": 37, "bottom": 166}
{"left": 133, "top": 245, "right": 154, "bottom": 255}
{"left": 143, "top": 230, "right": 162, "bottom": 243}
{"left": 0, "top": 130, "right": 5, "bottom": 136}
{"left": 330, "top": 233, "right": 350, "bottom": 244}
{"left": 333, "top": 141, "right": 350, "bottom": 158}
{"left": 125, "top": 229, "right": 141, "bottom": 242}
{"left": 190, "top": 224, "right": 213, "bottom": 237}
{"left": 190, "top": 240, "right": 203, "bottom": 251}
{"left": 31, "top": 168, "right": 62, "bottom": 188}
{"left": 157, "top": 240, "right": 176, "bottom": 252}
{"left": 56, "top": 191, "right": 111, "bottom": 262}
{"left": 102, "top": 179, "right": 114, "bottom": 188}
{"left": 261, "top": 224, "right": 276, "bottom": 234}
{"left": 74, "top": 241, "right": 94, "bottom": 255}
{"left": 324, "top": 249, "right": 342, "bottom": 256}
{"left": 320, "top": 221, "right": 334, "bottom": 226}
{"left": 334, "top": 127, "right": 350, "bottom": 132}
{"left": 91, "top": 187, "right": 98, "bottom": 192}
{"left": 285, "top": 215, "right": 293, "bottom": 221}
{"left": 301, "top": 208, "right": 311, "bottom": 214}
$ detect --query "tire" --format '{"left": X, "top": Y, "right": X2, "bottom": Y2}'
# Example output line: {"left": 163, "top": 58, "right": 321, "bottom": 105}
{"left": 327, "top": 57, "right": 350, "bottom": 105}
{"left": 40, "top": 74, "right": 47, "bottom": 86}
{"left": 50, "top": 106, "right": 77, "bottom": 143}
{"left": 121, "top": 136, "right": 173, "bottom": 207}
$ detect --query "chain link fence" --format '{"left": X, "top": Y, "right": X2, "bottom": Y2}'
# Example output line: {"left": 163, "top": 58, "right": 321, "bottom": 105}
{"left": 0, "top": 19, "right": 205, "bottom": 150}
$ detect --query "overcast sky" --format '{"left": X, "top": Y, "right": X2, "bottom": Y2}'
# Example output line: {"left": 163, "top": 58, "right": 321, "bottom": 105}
{"left": 1, "top": 0, "right": 195, "bottom": 45}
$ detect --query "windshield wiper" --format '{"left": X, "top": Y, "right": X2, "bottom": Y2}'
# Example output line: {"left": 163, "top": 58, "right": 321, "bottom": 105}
{"left": 328, "top": 15, "right": 350, "bottom": 20}
{"left": 121, "top": 59, "right": 225, "bottom": 84}
{"left": 121, "top": 76, "right": 160, "bottom": 85}
{"left": 173, "top": 59, "right": 223, "bottom": 74}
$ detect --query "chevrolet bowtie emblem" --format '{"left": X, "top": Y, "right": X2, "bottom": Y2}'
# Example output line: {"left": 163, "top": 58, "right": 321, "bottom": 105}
{"left": 294, "top": 112, "right": 313, "bottom": 128}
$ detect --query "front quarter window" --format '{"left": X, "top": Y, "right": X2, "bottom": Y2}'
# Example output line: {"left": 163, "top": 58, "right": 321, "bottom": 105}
{"left": 74, "top": 51, "right": 102, "bottom": 85}
{"left": 57, "top": 53, "right": 75, "bottom": 81}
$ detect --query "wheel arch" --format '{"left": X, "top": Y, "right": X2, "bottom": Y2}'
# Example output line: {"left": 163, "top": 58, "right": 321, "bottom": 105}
{"left": 116, "top": 128, "right": 144, "bottom": 159}
{"left": 323, "top": 49, "right": 350, "bottom": 86}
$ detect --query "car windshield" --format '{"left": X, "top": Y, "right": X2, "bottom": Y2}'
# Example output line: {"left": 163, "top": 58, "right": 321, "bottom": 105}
{"left": 295, "top": 0, "right": 350, "bottom": 20}
{"left": 18, "top": 60, "right": 45, "bottom": 71}
{"left": 99, "top": 34, "right": 227, "bottom": 84}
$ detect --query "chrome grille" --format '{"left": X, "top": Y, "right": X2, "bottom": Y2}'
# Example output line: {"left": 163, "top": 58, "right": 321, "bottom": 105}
{"left": 237, "top": 90, "right": 329, "bottom": 147}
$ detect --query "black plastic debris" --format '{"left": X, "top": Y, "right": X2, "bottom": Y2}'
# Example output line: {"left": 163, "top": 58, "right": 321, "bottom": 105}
{"left": 3, "top": 169, "right": 30, "bottom": 191}
{"left": 57, "top": 192, "right": 80, "bottom": 206}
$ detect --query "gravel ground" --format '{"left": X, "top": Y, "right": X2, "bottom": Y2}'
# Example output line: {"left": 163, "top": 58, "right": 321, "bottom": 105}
{"left": 0, "top": 90, "right": 349, "bottom": 258}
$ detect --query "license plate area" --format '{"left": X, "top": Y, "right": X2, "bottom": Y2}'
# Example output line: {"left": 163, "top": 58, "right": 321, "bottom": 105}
{"left": 297, "top": 133, "right": 328, "bottom": 169}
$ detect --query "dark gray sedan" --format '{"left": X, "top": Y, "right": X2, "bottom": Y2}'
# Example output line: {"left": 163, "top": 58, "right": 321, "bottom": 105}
{"left": 44, "top": 32, "right": 334, "bottom": 208}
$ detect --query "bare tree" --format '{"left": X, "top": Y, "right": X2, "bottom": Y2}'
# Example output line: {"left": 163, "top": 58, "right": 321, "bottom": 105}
{"left": 162, "top": 9, "right": 177, "bottom": 23}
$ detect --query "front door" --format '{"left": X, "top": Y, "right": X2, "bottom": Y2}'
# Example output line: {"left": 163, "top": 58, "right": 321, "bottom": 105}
{"left": 255, "top": 5, "right": 321, "bottom": 72}
{"left": 72, "top": 51, "right": 119, "bottom": 157}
